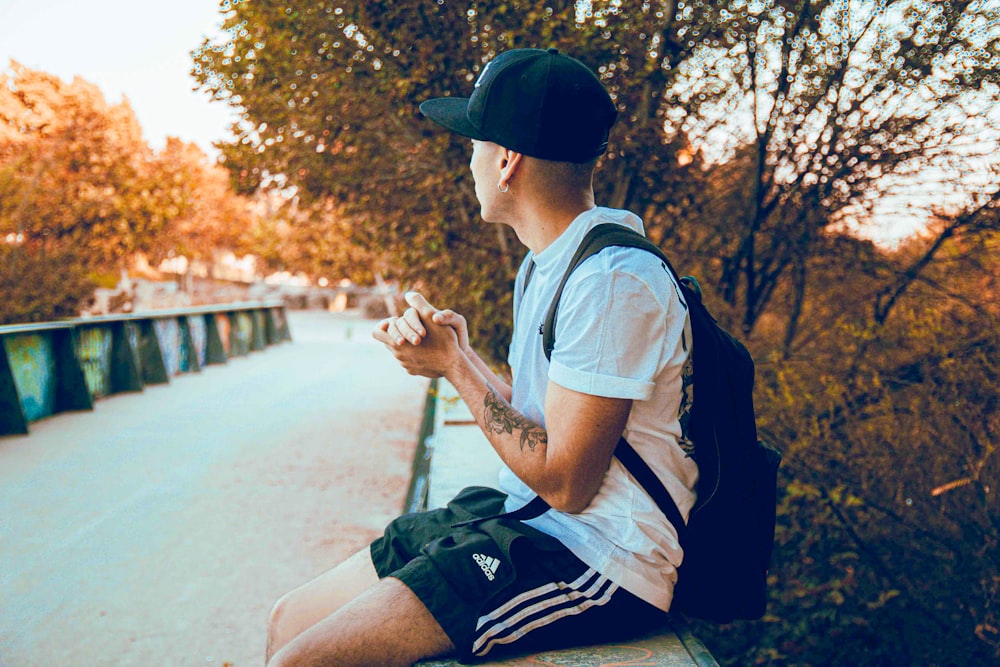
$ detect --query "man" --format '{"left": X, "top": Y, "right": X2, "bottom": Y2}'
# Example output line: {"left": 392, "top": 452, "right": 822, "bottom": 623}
{"left": 266, "top": 48, "right": 697, "bottom": 667}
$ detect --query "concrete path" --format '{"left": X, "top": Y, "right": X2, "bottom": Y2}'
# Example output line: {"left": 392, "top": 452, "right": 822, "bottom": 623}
{"left": 0, "top": 310, "right": 428, "bottom": 667}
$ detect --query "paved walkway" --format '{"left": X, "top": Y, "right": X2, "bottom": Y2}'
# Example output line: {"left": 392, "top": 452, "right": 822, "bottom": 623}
{"left": 0, "top": 310, "right": 428, "bottom": 666}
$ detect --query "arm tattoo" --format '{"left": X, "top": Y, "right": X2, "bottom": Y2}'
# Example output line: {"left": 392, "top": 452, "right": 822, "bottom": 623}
{"left": 483, "top": 385, "right": 548, "bottom": 452}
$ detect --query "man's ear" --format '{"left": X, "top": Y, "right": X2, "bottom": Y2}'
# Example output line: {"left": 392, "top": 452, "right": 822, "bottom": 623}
{"left": 498, "top": 149, "right": 524, "bottom": 190}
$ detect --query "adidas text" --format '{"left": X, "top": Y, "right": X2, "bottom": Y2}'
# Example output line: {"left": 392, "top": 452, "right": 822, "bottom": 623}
{"left": 473, "top": 553, "right": 500, "bottom": 581}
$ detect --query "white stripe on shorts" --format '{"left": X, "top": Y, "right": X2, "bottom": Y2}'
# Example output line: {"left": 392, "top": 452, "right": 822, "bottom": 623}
{"left": 471, "top": 568, "right": 619, "bottom": 657}
{"left": 475, "top": 568, "right": 598, "bottom": 631}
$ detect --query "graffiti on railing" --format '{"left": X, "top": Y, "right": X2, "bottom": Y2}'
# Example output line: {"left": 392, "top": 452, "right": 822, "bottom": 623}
{"left": 231, "top": 311, "right": 253, "bottom": 356}
{"left": 76, "top": 326, "right": 113, "bottom": 399}
{"left": 216, "top": 314, "right": 231, "bottom": 356}
{"left": 0, "top": 302, "right": 291, "bottom": 436}
{"left": 3, "top": 334, "right": 56, "bottom": 422}
{"left": 153, "top": 319, "right": 182, "bottom": 376}
{"left": 188, "top": 316, "right": 207, "bottom": 368}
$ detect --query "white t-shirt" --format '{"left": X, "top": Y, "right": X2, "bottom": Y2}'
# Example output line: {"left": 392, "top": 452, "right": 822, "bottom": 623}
{"left": 501, "top": 206, "right": 698, "bottom": 612}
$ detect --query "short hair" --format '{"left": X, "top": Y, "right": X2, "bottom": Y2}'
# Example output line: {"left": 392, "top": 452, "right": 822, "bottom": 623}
{"left": 530, "top": 156, "right": 599, "bottom": 191}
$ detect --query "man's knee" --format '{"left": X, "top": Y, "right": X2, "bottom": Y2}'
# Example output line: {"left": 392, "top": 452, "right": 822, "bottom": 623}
{"left": 267, "top": 548, "right": 382, "bottom": 659}
{"left": 270, "top": 577, "right": 454, "bottom": 667}
{"left": 267, "top": 590, "right": 300, "bottom": 658}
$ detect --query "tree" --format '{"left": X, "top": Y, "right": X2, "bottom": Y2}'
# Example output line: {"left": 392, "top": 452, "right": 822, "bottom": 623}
{"left": 0, "top": 243, "right": 93, "bottom": 323}
{"left": 0, "top": 62, "right": 270, "bottom": 323}
{"left": 740, "top": 217, "right": 999, "bottom": 665}
{"left": 152, "top": 137, "right": 261, "bottom": 263}
{"left": 655, "top": 0, "right": 1000, "bottom": 339}
{"left": 194, "top": 0, "right": 722, "bottom": 359}
{"left": 0, "top": 63, "right": 172, "bottom": 270}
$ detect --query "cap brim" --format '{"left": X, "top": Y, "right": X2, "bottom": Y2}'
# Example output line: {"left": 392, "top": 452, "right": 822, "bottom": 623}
{"left": 419, "top": 97, "right": 486, "bottom": 141}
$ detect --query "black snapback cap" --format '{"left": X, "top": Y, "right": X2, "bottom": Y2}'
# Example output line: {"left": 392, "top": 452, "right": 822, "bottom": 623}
{"left": 419, "top": 48, "right": 617, "bottom": 163}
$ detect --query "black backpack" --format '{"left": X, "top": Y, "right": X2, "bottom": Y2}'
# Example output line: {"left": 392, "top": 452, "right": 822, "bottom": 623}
{"left": 525, "top": 223, "right": 782, "bottom": 623}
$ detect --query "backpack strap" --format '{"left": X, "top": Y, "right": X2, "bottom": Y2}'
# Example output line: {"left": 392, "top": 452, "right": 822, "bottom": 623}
{"left": 615, "top": 437, "right": 689, "bottom": 543}
{"left": 454, "top": 437, "right": 690, "bottom": 542}
{"left": 537, "top": 223, "right": 693, "bottom": 535}
{"left": 522, "top": 256, "right": 537, "bottom": 294}
{"left": 541, "top": 224, "right": 682, "bottom": 361}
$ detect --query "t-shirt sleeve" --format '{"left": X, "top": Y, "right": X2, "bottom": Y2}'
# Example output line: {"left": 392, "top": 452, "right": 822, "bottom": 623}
{"left": 548, "top": 265, "right": 669, "bottom": 401}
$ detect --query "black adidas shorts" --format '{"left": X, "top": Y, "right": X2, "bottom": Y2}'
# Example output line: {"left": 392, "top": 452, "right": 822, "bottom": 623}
{"left": 370, "top": 486, "right": 668, "bottom": 662}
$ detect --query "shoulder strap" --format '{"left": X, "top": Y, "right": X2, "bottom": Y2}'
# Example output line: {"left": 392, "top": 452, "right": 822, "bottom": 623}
{"left": 615, "top": 437, "right": 689, "bottom": 542}
{"left": 465, "top": 438, "right": 690, "bottom": 540}
{"left": 540, "top": 223, "right": 692, "bottom": 535}
{"left": 542, "top": 223, "right": 682, "bottom": 361}
{"left": 522, "top": 256, "right": 536, "bottom": 294}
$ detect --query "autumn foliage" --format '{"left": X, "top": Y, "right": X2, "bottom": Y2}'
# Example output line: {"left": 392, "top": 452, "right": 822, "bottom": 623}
{"left": 0, "top": 62, "right": 269, "bottom": 323}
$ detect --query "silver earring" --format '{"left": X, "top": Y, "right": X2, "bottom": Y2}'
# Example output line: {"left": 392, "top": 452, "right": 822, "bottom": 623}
{"left": 498, "top": 181, "right": 509, "bottom": 193}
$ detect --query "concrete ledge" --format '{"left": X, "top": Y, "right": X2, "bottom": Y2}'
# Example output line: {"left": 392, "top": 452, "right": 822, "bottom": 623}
{"left": 410, "top": 380, "right": 719, "bottom": 667}
{"left": 427, "top": 380, "right": 503, "bottom": 508}
{"left": 417, "top": 623, "right": 716, "bottom": 666}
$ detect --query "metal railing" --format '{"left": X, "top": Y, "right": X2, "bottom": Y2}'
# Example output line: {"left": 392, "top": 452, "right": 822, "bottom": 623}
{"left": 0, "top": 302, "right": 291, "bottom": 436}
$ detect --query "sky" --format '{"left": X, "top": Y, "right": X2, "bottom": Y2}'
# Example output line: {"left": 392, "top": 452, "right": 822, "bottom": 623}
{"left": 0, "top": 0, "right": 238, "bottom": 154}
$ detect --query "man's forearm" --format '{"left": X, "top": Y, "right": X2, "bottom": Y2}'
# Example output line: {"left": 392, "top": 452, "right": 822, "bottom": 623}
{"left": 442, "top": 338, "right": 628, "bottom": 515}
{"left": 444, "top": 353, "right": 557, "bottom": 500}
{"left": 463, "top": 346, "right": 513, "bottom": 402}
{"left": 483, "top": 384, "right": 547, "bottom": 452}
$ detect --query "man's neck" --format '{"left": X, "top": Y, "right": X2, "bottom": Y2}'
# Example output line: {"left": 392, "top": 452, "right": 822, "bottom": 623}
{"left": 512, "top": 196, "right": 596, "bottom": 255}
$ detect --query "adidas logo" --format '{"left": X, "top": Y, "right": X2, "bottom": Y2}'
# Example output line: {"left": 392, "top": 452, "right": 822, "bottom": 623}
{"left": 473, "top": 553, "right": 501, "bottom": 581}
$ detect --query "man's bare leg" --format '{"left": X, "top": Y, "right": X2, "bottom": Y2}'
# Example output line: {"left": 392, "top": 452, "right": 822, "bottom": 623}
{"left": 266, "top": 548, "right": 381, "bottom": 660}
{"left": 267, "top": 576, "right": 455, "bottom": 667}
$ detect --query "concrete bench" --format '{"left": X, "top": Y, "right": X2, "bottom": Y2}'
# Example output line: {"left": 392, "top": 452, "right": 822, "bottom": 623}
{"left": 417, "top": 623, "right": 717, "bottom": 666}
{"left": 406, "top": 380, "right": 719, "bottom": 667}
